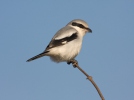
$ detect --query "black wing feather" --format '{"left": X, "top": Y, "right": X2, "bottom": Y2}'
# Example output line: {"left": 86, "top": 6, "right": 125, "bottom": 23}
{"left": 46, "top": 32, "right": 78, "bottom": 49}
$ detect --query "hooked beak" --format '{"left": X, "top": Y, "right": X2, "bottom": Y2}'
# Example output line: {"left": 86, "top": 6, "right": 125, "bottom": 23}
{"left": 86, "top": 28, "right": 92, "bottom": 33}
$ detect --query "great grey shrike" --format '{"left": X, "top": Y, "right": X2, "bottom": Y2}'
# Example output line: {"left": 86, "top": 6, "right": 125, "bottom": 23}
{"left": 26, "top": 19, "right": 92, "bottom": 64}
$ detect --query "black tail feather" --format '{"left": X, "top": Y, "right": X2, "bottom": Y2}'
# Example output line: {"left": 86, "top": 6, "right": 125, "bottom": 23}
{"left": 26, "top": 52, "right": 47, "bottom": 62}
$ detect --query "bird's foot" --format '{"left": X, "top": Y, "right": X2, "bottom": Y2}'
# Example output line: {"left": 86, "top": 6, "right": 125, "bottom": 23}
{"left": 67, "top": 59, "right": 78, "bottom": 68}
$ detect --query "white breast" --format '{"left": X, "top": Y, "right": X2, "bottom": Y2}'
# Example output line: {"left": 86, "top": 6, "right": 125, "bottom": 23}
{"left": 49, "top": 38, "right": 82, "bottom": 63}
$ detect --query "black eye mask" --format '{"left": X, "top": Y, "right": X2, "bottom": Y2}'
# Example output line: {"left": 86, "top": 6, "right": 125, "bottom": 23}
{"left": 72, "top": 22, "right": 92, "bottom": 33}
{"left": 72, "top": 22, "right": 86, "bottom": 29}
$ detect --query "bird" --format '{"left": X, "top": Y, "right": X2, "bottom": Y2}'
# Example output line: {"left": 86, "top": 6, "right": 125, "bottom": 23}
{"left": 26, "top": 19, "right": 92, "bottom": 64}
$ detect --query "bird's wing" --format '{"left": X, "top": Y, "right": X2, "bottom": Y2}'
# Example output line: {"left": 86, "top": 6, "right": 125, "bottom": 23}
{"left": 45, "top": 26, "right": 78, "bottom": 50}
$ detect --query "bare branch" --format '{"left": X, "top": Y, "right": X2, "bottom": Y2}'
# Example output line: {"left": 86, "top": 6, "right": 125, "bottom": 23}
{"left": 69, "top": 60, "right": 105, "bottom": 100}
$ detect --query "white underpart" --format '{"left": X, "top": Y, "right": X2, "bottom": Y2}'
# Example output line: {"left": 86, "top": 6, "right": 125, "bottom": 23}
{"left": 49, "top": 37, "right": 82, "bottom": 62}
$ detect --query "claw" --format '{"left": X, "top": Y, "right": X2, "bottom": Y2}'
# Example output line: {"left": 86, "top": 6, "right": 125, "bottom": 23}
{"left": 67, "top": 59, "right": 78, "bottom": 68}
{"left": 67, "top": 61, "right": 71, "bottom": 65}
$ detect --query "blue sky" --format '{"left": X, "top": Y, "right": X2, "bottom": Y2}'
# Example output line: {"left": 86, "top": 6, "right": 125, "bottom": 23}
{"left": 0, "top": 0, "right": 134, "bottom": 100}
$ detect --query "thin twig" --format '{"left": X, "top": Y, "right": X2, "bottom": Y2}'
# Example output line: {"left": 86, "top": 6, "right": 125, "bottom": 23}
{"left": 70, "top": 60, "right": 105, "bottom": 100}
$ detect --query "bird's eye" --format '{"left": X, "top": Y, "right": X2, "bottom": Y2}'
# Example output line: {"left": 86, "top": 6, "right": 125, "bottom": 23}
{"left": 78, "top": 24, "right": 85, "bottom": 28}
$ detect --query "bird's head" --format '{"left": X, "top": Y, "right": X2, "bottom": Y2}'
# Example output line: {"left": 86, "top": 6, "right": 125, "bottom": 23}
{"left": 66, "top": 19, "right": 92, "bottom": 36}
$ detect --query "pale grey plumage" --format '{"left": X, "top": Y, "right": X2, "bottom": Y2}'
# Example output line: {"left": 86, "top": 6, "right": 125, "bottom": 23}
{"left": 27, "top": 19, "right": 92, "bottom": 63}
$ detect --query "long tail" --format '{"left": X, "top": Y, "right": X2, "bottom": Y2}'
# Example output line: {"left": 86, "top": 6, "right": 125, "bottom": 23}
{"left": 26, "top": 52, "right": 47, "bottom": 62}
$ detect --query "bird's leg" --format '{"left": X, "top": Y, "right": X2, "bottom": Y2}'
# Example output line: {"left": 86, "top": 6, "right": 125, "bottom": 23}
{"left": 67, "top": 59, "right": 78, "bottom": 68}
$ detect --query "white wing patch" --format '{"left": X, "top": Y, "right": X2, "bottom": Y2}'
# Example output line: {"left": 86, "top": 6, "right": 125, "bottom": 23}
{"left": 61, "top": 40, "right": 67, "bottom": 44}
